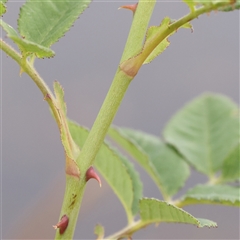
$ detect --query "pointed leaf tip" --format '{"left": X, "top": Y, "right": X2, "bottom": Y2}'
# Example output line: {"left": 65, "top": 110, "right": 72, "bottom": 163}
{"left": 86, "top": 166, "right": 102, "bottom": 187}
{"left": 53, "top": 215, "right": 69, "bottom": 235}
{"left": 139, "top": 198, "right": 217, "bottom": 228}
{"left": 118, "top": 3, "right": 138, "bottom": 13}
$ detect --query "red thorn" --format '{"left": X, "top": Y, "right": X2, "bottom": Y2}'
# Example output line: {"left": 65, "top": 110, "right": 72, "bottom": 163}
{"left": 86, "top": 166, "right": 102, "bottom": 187}
{"left": 53, "top": 215, "right": 69, "bottom": 234}
{"left": 118, "top": 3, "right": 138, "bottom": 13}
{"left": 44, "top": 93, "right": 51, "bottom": 101}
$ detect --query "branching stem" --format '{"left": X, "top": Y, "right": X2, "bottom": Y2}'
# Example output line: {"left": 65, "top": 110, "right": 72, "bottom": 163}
{"left": 0, "top": 0, "right": 236, "bottom": 239}
{"left": 0, "top": 39, "right": 62, "bottom": 130}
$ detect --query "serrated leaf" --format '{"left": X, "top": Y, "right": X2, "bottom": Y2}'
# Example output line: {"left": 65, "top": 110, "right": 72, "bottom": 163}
{"left": 221, "top": 144, "right": 240, "bottom": 182}
{"left": 68, "top": 121, "right": 143, "bottom": 222}
{"left": 164, "top": 93, "right": 239, "bottom": 177}
{"left": 53, "top": 82, "right": 80, "bottom": 158}
{"left": 53, "top": 81, "right": 67, "bottom": 116}
{"left": 51, "top": 82, "right": 80, "bottom": 179}
{"left": 18, "top": 0, "right": 91, "bottom": 48}
{"left": 0, "top": 19, "right": 55, "bottom": 58}
{"left": 196, "top": 218, "right": 218, "bottom": 228}
{"left": 143, "top": 17, "right": 193, "bottom": 64}
{"left": 115, "top": 151, "right": 143, "bottom": 215}
{"left": 94, "top": 224, "right": 104, "bottom": 240}
{"left": 139, "top": 198, "right": 217, "bottom": 227}
{"left": 182, "top": 0, "right": 196, "bottom": 12}
{"left": 108, "top": 127, "right": 190, "bottom": 199}
{"left": 193, "top": 0, "right": 234, "bottom": 7}
{"left": 180, "top": 184, "right": 240, "bottom": 207}
{"left": 183, "top": 0, "right": 239, "bottom": 12}
{"left": 219, "top": 0, "right": 240, "bottom": 11}
{"left": 0, "top": 0, "right": 7, "bottom": 15}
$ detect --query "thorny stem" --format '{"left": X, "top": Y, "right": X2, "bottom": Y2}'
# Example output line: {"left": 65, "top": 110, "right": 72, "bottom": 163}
{"left": 1, "top": 0, "right": 237, "bottom": 239}
{"left": 120, "top": 1, "right": 235, "bottom": 77}
{"left": 54, "top": 1, "right": 156, "bottom": 238}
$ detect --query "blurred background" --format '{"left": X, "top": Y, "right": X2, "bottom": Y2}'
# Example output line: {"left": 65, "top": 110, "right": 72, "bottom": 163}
{"left": 1, "top": 1, "right": 239, "bottom": 239}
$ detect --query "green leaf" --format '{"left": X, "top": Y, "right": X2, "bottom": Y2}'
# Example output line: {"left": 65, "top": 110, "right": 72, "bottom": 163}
{"left": 53, "top": 81, "right": 80, "bottom": 160}
{"left": 180, "top": 184, "right": 240, "bottom": 207}
{"left": 0, "top": 0, "right": 7, "bottom": 15}
{"left": 116, "top": 151, "right": 143, "bottom": 215}
{"left": 143, "top": 17, "right": 193, "bottom": 64}
{"left": 18, "top": 0, "right": 92, "bottom": 48}
{"left": 221, "top": 144, "right": 240, "bottom": 182}
{"left": 164, "top": 93, "right": 239, "bottom": 177}
{"left": 94, "top": 224, "right": 104, "bottom": 240}
{"left": 182, "top": 0, "right": 239, "bottom": 12}
{"left": 108, "top": 127, "right": 190, "bottom": 199}
{"left": 51, "top": 82, "right": 80, "bottom": 179}
{"left": 53, "top": 81, "right": 67, "bottom": 116}
{"left": 68, "top": 121, "right": 143, "bottom": 222}
{"left": 219, "top": 0, "right": 240, "bottom": 11}
{"left": 0, "top": 19, "right": 55, "bottom": 58}
{"left": 139, "top": 198, "right": 217, "bottom": 227}
{"left": 182, "top": 0, "right": 196, "bottom": 12}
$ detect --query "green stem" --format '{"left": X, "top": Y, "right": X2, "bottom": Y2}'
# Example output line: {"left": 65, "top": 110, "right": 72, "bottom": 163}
{"left": 120, "top": 0, "right": 156, "bottom": 62}
{"left": 75, "top": 0, "right": 156, "bottom": 173}
{"left": 54, "top": 1, "right": 157, "bottom": 239}
{"left": 120, "top": 1, "right": 234, "bottom": 77}
{"left": 55, "top": 68, "right": 133, "bottom": 239}
{"left": 54, "top": 176, "right": 86, "bottom": 240}
{"left": 1, "top": 38, "right": 84, "bottom": 239}
{"left": 105, "top": 220, "right": 147, "bottom": 240}
{"left": 0, "top": 39, "right": 62, "bottom": 129}
{"left": 0, "top": 39, "right": 77, "bottom": 157}
{"left": 2, "top": 1, "right": 234, "bottom": 239}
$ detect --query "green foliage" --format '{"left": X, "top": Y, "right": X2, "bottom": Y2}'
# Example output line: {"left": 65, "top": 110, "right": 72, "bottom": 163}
{"left": 182, "top": 0, "right": 240, "bottom": 12}
{"left": 180, "top": 185, "right": 240, "bottom": 207}
{"left": 68, "top": 121, "right": 143, "bottom": 223}
{"left": 139, "top": 198, "right": 217, "bottom": 227}
{"left": 0, "top": 19, "right": 55, "bottom": 58}
{"left": 108, "top": 127, "right": 190, "bottom": 199}
{"left": 53, "top": 82, "right": 80, "bottom": 161}
{"left": 54, "top": 81, "right": 67, "bottom": 116}
{"left": 1, "top": 0, "right": 239, "bottom": 239}
{"left": 0, "top": 0, "right": 7, "bottom": 15}
{"left": 164, "top": 93, "right": 239, "bottom": 178}
{"left": 18, "top": 0, "right": 91, "bottom": 48}
{"left": 221, "top": 144, "right": 240, "bottom": 182}
{"left": 219, "top": 0, "right": 240, "bottom": 11}
{"left": 67, "top": 93, "right": 239, "bottom": 237}
{"left": 109, "top": 93, "right": 239, "bottom": 220}
{"left": 116, "top": 150, "right": 143, "bottom": 216}
{"left": 0, "top": 0, "right": 91, "bottom": 59}
{"left": 143, "top": 17, "right": 193, "bottom": 64}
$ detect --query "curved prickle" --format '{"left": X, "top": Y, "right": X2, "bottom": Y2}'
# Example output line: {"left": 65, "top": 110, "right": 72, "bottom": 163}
{"left": 53, "top": 215, "right": 69, "bottom": 235}
{"left": 86, "top": 166, "right": 102, "bottom": 187}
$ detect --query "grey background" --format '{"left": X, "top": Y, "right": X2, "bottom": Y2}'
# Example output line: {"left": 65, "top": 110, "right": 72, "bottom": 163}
{"left": 1, "top": 1, "right": 239, "bottom": 239}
